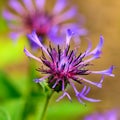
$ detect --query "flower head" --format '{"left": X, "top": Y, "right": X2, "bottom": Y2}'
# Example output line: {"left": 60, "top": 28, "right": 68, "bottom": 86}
{"left": 24, "top": 30, "right": 114, "bottom": 104}
{"left": 3, "top": 0, "right": 87, "bottom": 48}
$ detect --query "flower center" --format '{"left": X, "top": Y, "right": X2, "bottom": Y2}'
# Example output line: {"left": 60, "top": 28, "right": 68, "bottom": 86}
{"left": 48, "top": 74, "right": 69, "bottom": 92}
{"left": 24, "top": 12, "right": 53, "bottom": 37}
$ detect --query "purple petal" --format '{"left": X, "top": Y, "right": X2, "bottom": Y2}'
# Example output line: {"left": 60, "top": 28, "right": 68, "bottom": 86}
{"left": 67, "top": 29, "right": 74, "bottom": 36}
{"left": 89, "top": 35, "right": 104, "bottom": 56}
{"left": 61, "top": 24, "right": 88, "bottom": 44}
{"left": 68, "top": 79, "right": 79, "bottom": 94}
{"left": 10, "top": 32, "right": 22, "bottom": 41}
{"left": 66, "top": 29, "right": 74, "bottom": 46}
{"left": 24, "top": 48, "right": 42, "bottom": 62}
{"left": 99, "top": 75, "right": 104, "bottom": 84}
{"left": 9, "top": 0, "right": 25, "bottom": 14}
{"left": 80, "top": 95, "right": 101, "bottom": 102}
{"left": 34, "top": 79, "right": 41, "bottom": 83}
{"left": 2, "top": 10, "right": 20, "bottom": 21}
{"left": 56, "top": 92, "right": 72, "bottom": 102}
{"left": 48, "top": 35, "right": 65, "bottom": 45}
{"left": 52, "top": 0, "right": 67, "bottom": 14}
{"left": 85, "top": 39, "right": 92, "bottom": 54}
{"left": 76, "top": 95, "right": 85, "bottom": 104}
{"left": 78, "top": 28, "right": 88, "bottom": 36}
{"left": 33, "top": 76, "right": 49, "bottom": 83}
{"left": 27, "top": 34, "right": 43, "bottom": 49}
{"left": 22, "top": 0, "right": 35, "bottom": 12}
{"left": 55, "top": 7, "right": 77, "bottom": 23}
{"left": 78, "top": 86, "right": 101, "bottom": 102}
{"left": 94, "top": 50, "right": 102, "bottom": 58}
{"left": 28, "top": 38, "right": 39, "bottom": 49}
{"left": 27, "top": 31, "right": 49, "bottom": 56}
{"left": 48, "top": 26, "right": 65, "bottom": 45}
{"left": 35, "top": 0, "right": 46, "bottom": 10}
{"left": 80, "top": 77, "right": 103, "bottom": 88}
{"left": 91, "top": 65, "right": 115, "bottom": 77}
{"left": 84, "top": 87, "right": 91, "bottom": 96}
{"left": 81, "top": 50, "right": 101, "bottom": 64}
{"left": 52, "top": 79, "right": 60, "bottom": 89}
{"left": 75, "top": 88, "right": 85, "bottom": 104}
{"left": 80, "top": 86, "right": 87, "bottom": 95}
{"left": 62, "top": 80, "right": 65, "bottom": 91}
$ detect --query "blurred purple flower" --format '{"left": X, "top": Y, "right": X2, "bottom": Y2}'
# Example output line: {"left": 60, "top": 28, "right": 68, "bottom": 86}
{"left": 84, "top": 109, "right": 118, "bottom": 120}
{"left": 3, "top": 0, "right": 87, "bottom": 48}
{"left": 24, "top": 29, "right": 114, "bottom": 104}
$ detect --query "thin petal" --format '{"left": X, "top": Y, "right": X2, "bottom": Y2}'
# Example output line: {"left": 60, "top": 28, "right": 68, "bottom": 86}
{"left": 62, "top": 79, "right": 65, "bottom": 91}
{"left": 34, "top": 75, "right": 49, "bottom": 83}
{"left": 81, "top": 50, "right": 101, "bottom": 64}
{"left": 10, "top": 32, "right": 22, "bottom": 41}
{"left": 55, "top": 7, "right": 77, "bottom": 23}
{"left": 68, "top": 79, "right": 78, "bottom": 94}
{"left": 35, "top": 0, "right": 46, "bottom": 10}
{"left": 91, "top": 65, "right": 115, "bottom": 77}
{"left": 78, "top": 28, "right": 88, "bottom": 36}
{"left": 52, "top": 79, "right": 60, "bottom": 89}
{"left": 23, "top": 0, "right": 35, "bottom": 12}
{"left": 27, "top": 31, "right": 50, "bottom": 56}
{"left": 78, "top": 86, "right": 101, "bottom": 102}
{"left": 84, "top": 87, "right": 91, "bottom": 96}
{"left": 2, "top": 10, "right": 20, "bottom": 21}
{"left": 80, "top": 77, "right": 103, "bottom": 88}
{"left": 85, "top": 39, "right": 92, "bottom": 54}
{"left": 80, "top": 95, "right": 101, "bottom": 102}
{"left": 24, "top": 48, "right": 42, "bottom": 62}
{"left": 56, "top": 92, "right": 72, "bottom": 102}
{"left": 80, "top": 85, "right": 87, "bottom": 95}
{"left": 89, "top": 35, "right": 104, "bottom": 56}
{"left": 9, "top": 0, "right": 25, "bottom": 14}
{"left": 66, "top": 29, "right": 74, "bottom": 46}
{"left": 52, "top": 0, "right": 67, "bottom": 14}
{"left": 48, "top": 27, "right": 65, "bottom": 45}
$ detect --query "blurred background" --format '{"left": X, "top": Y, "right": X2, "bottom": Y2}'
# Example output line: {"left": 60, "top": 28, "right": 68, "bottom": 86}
{"left": 0, "top": 0, "right": 120, "bottom": 120}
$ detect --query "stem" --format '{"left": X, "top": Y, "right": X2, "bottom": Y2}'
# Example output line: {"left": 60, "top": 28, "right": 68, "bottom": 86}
{"left": 40, "top": 90, "right": 54, "bottom": 120}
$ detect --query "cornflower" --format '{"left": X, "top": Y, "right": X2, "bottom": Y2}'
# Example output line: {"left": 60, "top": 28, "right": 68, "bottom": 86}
{"left": 3, "top": 0, "right": 87, "bottom": 48}
{"left": 24, "top": 29, "right": 114, "bottom": 104}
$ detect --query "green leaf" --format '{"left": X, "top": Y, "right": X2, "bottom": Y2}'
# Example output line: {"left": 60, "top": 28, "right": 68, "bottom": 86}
{"left": 0, "top": 107, "right": 10, "bottom": 120}
{"left": 0, "top": 98, "right": 25, "bottom": 120}
{"left": 0, "top": 70, "right": 21, "bottom": 100}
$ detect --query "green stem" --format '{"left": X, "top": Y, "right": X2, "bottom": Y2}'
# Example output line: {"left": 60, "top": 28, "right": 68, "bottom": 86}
{"left": 40, "top": 91, "right": 54, "bottom": 120}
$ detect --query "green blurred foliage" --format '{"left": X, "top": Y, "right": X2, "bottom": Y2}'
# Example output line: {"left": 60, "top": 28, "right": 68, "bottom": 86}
{"left": 0, "top": 69, "right": 93, "bottom": 120}
{"left": 0, "top": 71, "right": 21, "bottom": 101}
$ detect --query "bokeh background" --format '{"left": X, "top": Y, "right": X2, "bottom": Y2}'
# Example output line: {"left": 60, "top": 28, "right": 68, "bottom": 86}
{"left": 0, "top": 0, "right": 120, "bottom": 120}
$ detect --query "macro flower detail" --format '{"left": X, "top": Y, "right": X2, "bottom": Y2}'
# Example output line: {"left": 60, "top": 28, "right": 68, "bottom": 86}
{"left": 24, "top": 30, "right": 114, "bottom": 104}
{"left": 3, "top": 0, "right": 87, "bottom": 48}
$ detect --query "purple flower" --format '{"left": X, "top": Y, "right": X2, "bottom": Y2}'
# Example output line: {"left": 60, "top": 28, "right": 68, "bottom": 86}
{"left": 24, "top": 29, "right": 114, "bottom": 104}
{"left": 84, "top": 109, "right": 118, "bottom": 120}
{"left": 3, "top": 0, "right": 87, "bottom": 48}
